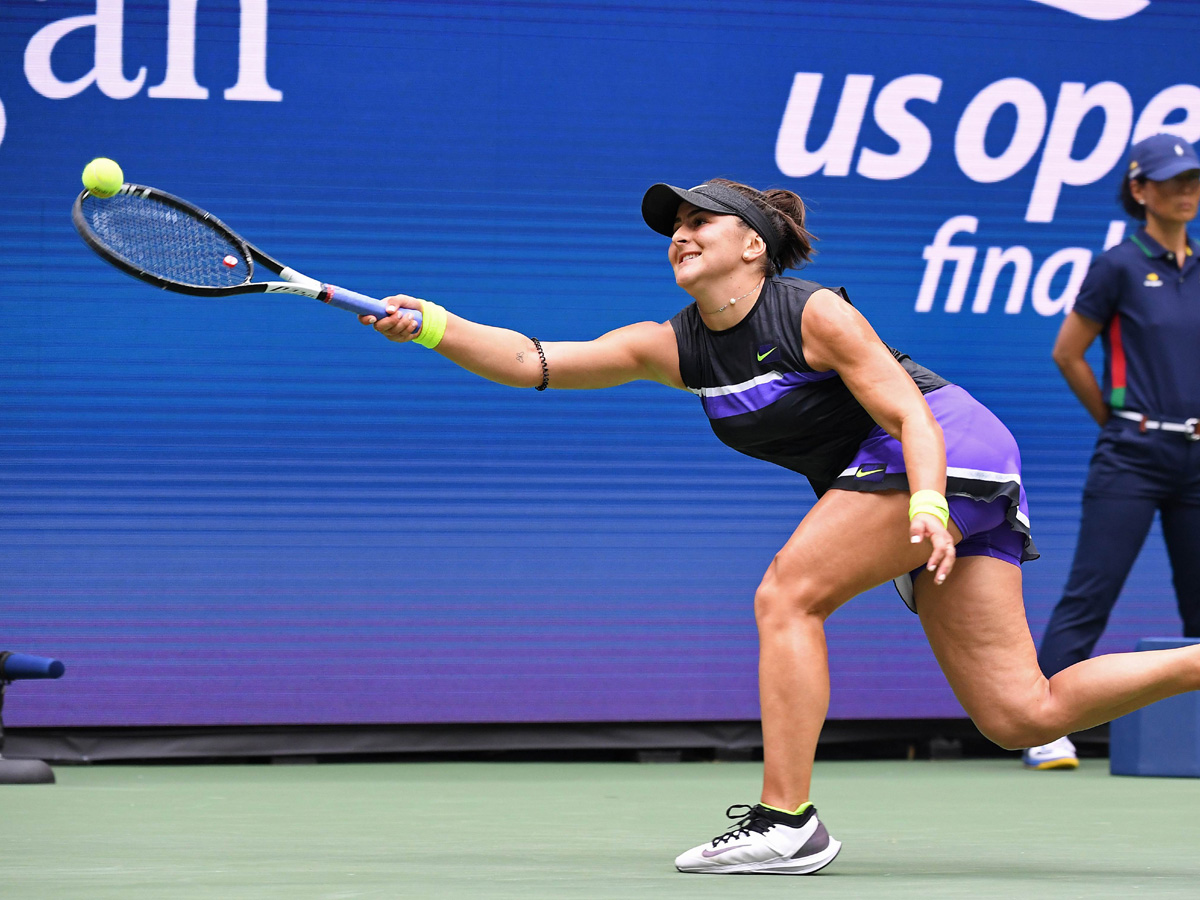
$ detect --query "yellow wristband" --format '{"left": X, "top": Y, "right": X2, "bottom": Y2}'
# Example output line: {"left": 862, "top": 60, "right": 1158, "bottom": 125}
{"left": 412, "top": 300, "right": 448, "bottom": 349}
{"left": 908, "top": 489, "right": 950, "bottom": 529}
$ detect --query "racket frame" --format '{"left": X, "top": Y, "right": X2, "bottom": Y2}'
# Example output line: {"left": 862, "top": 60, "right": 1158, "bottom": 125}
{"left": 72, "top": 184, "right": 413, "bottom": 323}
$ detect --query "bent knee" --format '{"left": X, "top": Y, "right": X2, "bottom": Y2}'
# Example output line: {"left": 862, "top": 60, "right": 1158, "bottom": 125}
{"left": 968, "top": 703, "right": 1062, "bottom": 751}
{"left": 753, "top": 557, "right": 839, "bottom": 625}
{"left": 973, "top": 720, "right": 1037, "bottom": 752}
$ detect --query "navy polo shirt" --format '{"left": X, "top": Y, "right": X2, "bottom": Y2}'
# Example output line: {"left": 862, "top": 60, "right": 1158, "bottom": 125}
{"left": 1072, "top": 226, "right": 1200, "bottom": 419}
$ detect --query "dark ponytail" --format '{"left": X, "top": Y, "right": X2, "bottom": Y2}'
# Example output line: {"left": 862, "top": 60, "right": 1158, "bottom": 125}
{"left": 1118, "top": 173, "right": 1147, "bottom": 221}
{"left": 708, "top": 178, "right": 816, "bottom": 275}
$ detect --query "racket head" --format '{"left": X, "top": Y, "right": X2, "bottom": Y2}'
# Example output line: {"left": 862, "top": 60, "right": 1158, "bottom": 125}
{"left": 72, "top": 185, "right": 262, "bottom": 295}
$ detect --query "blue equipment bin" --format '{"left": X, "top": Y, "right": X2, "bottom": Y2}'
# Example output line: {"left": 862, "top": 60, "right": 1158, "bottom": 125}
{"left": 1110, "top": 638, "right": 1200, "bottom": 777}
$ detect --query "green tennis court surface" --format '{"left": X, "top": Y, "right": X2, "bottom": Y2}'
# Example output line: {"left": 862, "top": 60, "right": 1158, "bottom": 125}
{"left": 1, "top": 758, "right": 1195, "bottom": 899}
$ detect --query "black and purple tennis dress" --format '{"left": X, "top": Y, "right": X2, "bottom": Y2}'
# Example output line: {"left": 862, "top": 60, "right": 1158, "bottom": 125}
{"left": 670, "top": 276, "right": 1037, "bottom": 610}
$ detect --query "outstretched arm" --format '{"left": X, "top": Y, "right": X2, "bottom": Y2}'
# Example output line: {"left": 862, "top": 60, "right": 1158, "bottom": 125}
{"left": 801, "top": 289, "right": 954, "bottom": 582}
{"left": 361, "top": 295, "right": 685, "bottom": 391}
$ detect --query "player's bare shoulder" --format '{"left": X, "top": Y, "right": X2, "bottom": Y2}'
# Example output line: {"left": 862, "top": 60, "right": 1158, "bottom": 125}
{"left": 801, "top": 288, "right": 883, "bottom": 373}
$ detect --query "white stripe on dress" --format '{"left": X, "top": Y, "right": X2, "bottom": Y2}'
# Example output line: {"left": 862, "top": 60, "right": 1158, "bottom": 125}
{"left": 835, "top": 465, "right": 1023, "bottom": 484}
{"left": 946, "top": 466, "right": 1022, "bottom": 486}
{"left": 688, "top": 370, "right": 785, "bottom": 398}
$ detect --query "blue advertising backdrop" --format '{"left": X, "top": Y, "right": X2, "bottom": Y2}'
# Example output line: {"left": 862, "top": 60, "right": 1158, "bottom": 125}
{"left": 2, "top": 0, "right": 1197, "bottom": 727}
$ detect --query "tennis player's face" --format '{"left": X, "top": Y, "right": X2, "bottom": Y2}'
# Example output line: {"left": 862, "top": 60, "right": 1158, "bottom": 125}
{"left": 669, "top": 203, "right": 751, "bottom": 288}
{"left": 1136, "top": 170, "right": 1200, "bottom": 225}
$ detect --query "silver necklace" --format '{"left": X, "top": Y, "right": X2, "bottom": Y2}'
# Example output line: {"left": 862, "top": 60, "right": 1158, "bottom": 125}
{"left": 709, "top": 278, "right": 764, "bottom": 315}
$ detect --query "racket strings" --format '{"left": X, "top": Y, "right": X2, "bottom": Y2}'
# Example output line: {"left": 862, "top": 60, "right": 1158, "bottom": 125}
{"left": 80, "top": 194, "right": 250, "bottom": 288}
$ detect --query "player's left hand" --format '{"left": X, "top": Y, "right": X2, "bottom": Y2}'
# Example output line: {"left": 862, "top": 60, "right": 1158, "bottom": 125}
{"left": 911, "top": 513, "right": 955, "bottom": 585}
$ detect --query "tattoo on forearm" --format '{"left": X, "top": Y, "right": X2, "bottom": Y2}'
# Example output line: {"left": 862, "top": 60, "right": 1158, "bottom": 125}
{"left": 516, "top": 351, "right": 525, "bottom": 363}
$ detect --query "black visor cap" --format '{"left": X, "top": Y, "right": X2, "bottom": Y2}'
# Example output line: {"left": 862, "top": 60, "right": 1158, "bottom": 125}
{"left": 641, "top": 181, "right": 781, "bottom": 263}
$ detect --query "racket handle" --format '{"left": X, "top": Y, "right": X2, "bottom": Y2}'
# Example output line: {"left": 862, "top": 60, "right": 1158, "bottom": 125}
{"left": 321, "top": 284, "right": 423, "bottom": 330}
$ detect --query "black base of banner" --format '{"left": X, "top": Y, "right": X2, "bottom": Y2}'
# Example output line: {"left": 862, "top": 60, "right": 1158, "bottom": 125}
{"left": 1, "top": 719, "right": 1108, "bottom": 765}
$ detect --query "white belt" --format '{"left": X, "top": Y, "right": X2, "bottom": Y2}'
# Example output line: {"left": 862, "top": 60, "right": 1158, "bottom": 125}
{"left": 1113, "top": 409, "right": 1200, "bottom": 440}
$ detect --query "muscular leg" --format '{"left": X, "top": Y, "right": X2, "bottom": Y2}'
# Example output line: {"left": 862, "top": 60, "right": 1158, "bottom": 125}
{"left": 755, "top": 489, "right": 952, "bottom": 810}
{"left": 917, "top": 555, "right": 1200, "bottom": 750}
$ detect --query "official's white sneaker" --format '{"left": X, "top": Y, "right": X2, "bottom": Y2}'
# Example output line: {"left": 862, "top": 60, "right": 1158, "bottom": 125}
{"left": 675, "top": 803, "right": 841, "bottom": 875}
{"left": 1022, "top": 736, "right": 1079, "bottom": 770}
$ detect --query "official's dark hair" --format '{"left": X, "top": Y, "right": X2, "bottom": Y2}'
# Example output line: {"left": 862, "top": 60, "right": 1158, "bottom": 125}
{"left": 1119, "top": 173, "right": 1147, "bottom": 221}
{"left": 708, "top": 178, "right": 816, "bottom": 275}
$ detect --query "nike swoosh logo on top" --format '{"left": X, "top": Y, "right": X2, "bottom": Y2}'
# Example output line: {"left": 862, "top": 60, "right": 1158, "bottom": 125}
{"left": 701, "top": 844, "right": 750, "bottom": 858}
{"left": 757, "top": 348, "right": 776, "bottom": 361}
{"left": 856, "top": 467, "right": 885, "bottom": 478}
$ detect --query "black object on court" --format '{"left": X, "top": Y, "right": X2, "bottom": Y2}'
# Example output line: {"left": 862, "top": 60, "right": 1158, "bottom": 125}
{"left": 0, "top": 651, "right": 66, "bottom": 785}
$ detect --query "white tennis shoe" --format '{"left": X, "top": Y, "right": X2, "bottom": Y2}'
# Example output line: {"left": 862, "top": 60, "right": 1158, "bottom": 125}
{"left": 675, "top": 803, "right": 841, "bottom": 875}
{"left": 1022, "top": 736, "right": 1079, "bottom": 770}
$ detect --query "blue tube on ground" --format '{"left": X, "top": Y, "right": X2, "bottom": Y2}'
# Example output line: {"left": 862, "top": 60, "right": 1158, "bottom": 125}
{"left": 0, "top": 653, "right": 66, "bottom": 680}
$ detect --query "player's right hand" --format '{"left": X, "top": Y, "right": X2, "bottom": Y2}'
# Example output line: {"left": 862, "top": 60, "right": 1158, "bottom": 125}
{"left": 359, "top": 295, "right": 423, "bottom": 342}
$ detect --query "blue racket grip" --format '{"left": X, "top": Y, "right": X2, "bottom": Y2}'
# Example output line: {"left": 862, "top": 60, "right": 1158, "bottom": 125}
{"left": 1, "top": 651, "right": 65, "bottom": 680}
{"left": 322, "top": 284, "right": 423, "bottom": 331}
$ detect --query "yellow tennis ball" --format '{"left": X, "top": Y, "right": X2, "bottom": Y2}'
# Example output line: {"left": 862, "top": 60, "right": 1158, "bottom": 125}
{"left": 82, "top": 158, "right": 124, "bottom": 199}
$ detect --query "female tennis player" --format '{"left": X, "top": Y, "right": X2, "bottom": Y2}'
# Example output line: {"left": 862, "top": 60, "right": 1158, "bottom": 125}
{"left": 361, "top": 178, "right": 1200, "bottom": 875}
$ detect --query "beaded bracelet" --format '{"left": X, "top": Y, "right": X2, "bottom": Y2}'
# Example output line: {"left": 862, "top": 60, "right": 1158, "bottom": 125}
{"left": 530, "top": 337, "right": 549, "bottom": 391}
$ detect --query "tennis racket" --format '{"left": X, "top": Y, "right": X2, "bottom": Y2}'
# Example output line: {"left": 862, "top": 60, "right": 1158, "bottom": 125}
{"left": 72, "top": 183, "right": 421, "bottom": 328}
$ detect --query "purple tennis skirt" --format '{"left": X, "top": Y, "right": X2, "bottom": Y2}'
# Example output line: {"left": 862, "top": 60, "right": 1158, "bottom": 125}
{"left": 829, "top": 384, "right": 1038, "bottom": 612}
